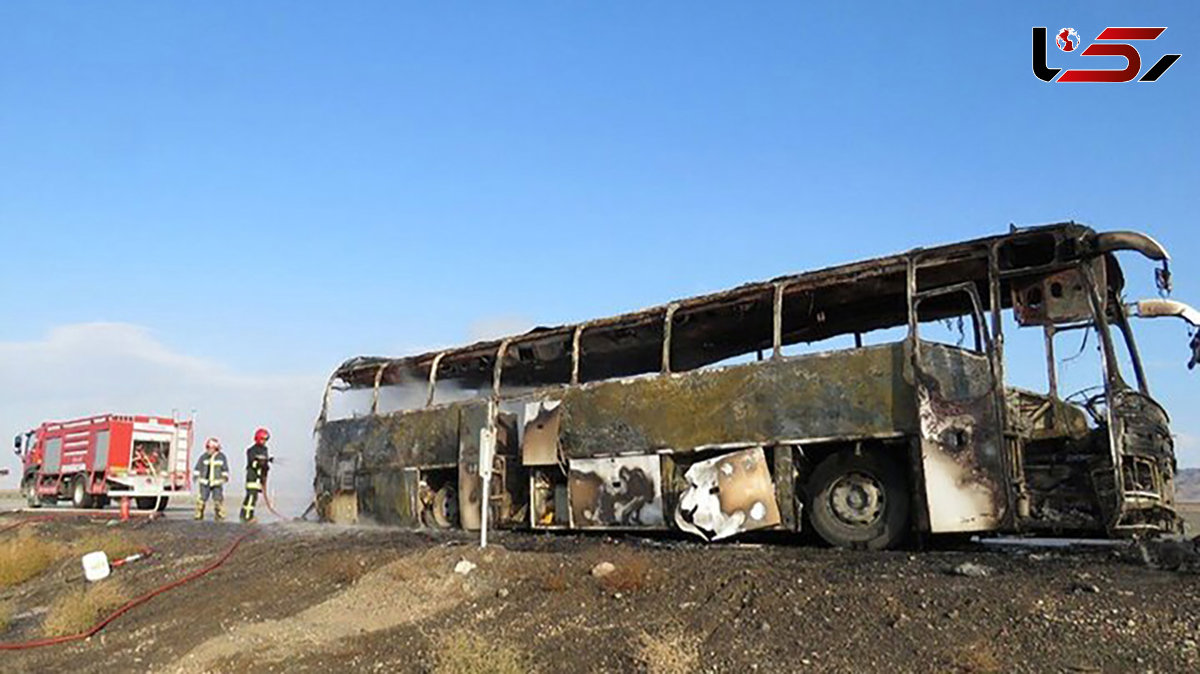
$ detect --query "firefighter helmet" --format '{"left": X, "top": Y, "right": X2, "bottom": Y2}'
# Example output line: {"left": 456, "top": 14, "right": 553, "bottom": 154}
{"left": 254, "top": 427, "right": 270, "bottom": 443}
{"left": 204, "top": 437, "right": 221, "bottom": 450}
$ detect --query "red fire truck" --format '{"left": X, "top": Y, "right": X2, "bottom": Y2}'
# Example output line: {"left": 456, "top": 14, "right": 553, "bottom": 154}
{"left": 14, "top": 414, "right": 193, "bottom": 510}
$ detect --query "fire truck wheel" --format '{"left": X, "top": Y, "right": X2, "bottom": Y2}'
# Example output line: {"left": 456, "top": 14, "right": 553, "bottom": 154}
{"left": 136, "top": 497, "right": 170, "bottom": 511}
{"left": 431, "top": 485, "right": 459, "bottom": 529}
{"left": 807, "top": 449, "right": 909, "bottom": 550}
{"left": 71, "top": 477, "right": 95, "bottom": 509}
{"left": 23, "top": 477, "right": 41, "bottom": 508}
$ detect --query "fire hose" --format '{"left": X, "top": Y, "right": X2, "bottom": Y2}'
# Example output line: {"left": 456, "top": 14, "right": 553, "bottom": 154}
{"left": 259, "top": 487, "right": 287, "bottom": 520}
{"left": 0, "top": 527, "right": 256, "bottom": 651}
{"left": 0, "top": 515, "right": 58, "bottom": 533}
{"left": 0, "top": 508, "right": 161, "bottom": 534}
{"left": 258, "top": 466, "right": 288, "bottom": 521}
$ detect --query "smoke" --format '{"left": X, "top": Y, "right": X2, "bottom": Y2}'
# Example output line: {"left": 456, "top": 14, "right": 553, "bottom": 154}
{"left": 467, "top": 315, "right": 533, "bottom": 342}
{"left": 0, "top": 323, "right": 324, "bottom": 516}
{"left": 325, "top": 379, "right": 488, "bottom": 421}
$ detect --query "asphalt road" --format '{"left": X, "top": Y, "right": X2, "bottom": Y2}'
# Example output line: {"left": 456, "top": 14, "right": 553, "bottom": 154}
{"left": 0, "top": 489, "right": 306, "bottom": 521}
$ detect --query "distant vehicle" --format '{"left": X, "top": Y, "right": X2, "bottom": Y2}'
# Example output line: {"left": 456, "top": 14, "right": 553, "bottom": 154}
{"left": 314, "top": 223, "right": 1199, "bottom": 548}
{"left": 15, "top": 414, "right": 193, "bottom": 510}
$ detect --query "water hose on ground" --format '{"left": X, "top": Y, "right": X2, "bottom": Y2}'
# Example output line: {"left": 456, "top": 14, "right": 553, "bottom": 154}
{"left": 0, "top": 527, "right": 256, "bottom": 651}
{"left": 0, "top": 508, "right": 161, "bottom": 534}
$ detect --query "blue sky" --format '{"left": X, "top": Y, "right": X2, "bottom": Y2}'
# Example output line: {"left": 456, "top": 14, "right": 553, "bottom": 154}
{"left": 1, "top": 3, "right": 1198, "bottom": 473}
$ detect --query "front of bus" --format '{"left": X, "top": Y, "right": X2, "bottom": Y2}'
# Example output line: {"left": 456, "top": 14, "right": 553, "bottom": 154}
{"left": 1001, "top": 226, "right": 1197, "bottom": 537}
{"left": 1074, "top": 231, "right": 1195, "bottom": 535}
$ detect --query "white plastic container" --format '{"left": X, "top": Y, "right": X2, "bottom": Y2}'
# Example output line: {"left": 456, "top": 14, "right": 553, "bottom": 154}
{"left": 82, "top": 551, "right": 111, "bottom": 582}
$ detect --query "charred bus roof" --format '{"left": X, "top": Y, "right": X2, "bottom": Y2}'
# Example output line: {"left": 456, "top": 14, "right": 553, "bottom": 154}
{"left": 329, "top": 222, "right": 1169, "bottom": 392}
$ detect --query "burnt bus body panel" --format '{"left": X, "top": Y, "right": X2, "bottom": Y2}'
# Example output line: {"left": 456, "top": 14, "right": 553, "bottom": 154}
{"left": 558, "top": 343, "right": 916, "bottom": 457}
{"left": 316, "top": 403, "right": 478, "bottom": 526}
{"left": 316, "top": 344, "right": 926, "bottom": 528}
{"left": 1107, "top": 391, "right": 1177, "bottom": 530}
{"left": 914, "top": 344, "right": 1007, "bottom": 533}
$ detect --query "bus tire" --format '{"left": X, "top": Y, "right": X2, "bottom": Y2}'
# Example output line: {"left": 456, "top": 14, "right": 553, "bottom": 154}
{"left": 71, "top": 476, "right": 95, "bottom": 509}
{"left": 807, "top": 449, "right": 909, "bottom": 550}
{"left": 431, "top": 486, "right": 459, "bottom": 529}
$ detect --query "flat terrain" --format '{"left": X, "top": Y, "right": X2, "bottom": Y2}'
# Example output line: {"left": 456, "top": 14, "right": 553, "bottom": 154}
{"left": 1178, "top": 502, "right": 1200, "bottom": 536}
{"left": 2, "top": 508, "right": 1199, "bottom": 674}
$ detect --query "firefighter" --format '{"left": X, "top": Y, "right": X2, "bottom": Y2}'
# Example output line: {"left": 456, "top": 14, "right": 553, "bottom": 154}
{"left": 240, "top": 427, "right": 272, "bottom": 523}
{"left": 193, "top": 437, "right": 230, "bottom": 521}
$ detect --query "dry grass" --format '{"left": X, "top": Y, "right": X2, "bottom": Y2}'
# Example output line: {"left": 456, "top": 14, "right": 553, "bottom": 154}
{"left": 596, "top": 551, "right": 654, "bottom": 593}
{"left": 69, "top": 530, "right": 144, "bottom": 561}
{"left": 541, "top": 569, "right": 570, "bottom": 593}
{"left": 636, "top": 626, "right": 702, "bottom": 674}
{"left": 315, "top": 553, "right": 370, "bottom": 585}
{"left": 433, "top": 629, "right": 532, "bottom": 674}
{"left": 0, "top": 600, "right": 13, "bottom": 633}
{"left": 0, "top": 531, "right": 63, "bottom": 588}
{"left": 42, "top": 581, "right": 128, "bottom": 637}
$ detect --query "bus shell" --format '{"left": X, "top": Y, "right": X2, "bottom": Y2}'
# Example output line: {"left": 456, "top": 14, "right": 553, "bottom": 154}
{"left": 313, "top": 223, "right": 1198, "bottom": 548}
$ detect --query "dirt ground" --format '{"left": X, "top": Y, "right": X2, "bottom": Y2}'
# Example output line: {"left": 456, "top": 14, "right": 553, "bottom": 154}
{"left": 2, "top": 510, "right": 1200, "bottom": 674}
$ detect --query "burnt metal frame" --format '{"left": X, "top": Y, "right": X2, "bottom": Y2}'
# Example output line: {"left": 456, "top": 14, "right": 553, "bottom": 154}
{"left": 426, "top": 352, "right": 447, "bottom": 407}
{"left": 317, "top": 225, "right": 1174, "bottom": 428}
{"left": 907, "top": 252, "right": 1017, "bottom": 530}
{"left": 1077, "top": 260, "right": 1162, "bottom": 532}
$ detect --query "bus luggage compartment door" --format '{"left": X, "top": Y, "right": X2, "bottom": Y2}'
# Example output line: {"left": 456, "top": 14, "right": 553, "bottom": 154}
{"left": 568, "top": 455, "right": 665, "bottom": 529}
{"left": 674, "top": 447, "right": 781, "bottom": 541}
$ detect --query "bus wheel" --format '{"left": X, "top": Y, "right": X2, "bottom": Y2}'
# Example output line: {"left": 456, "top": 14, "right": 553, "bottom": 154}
{"left": 807, "top": 450, "right": 909, "bottom": 550}
{"left": 71, "top": 476, "right": 95, "bottom": 509}
{"left": 431, "top": 486, "right": 459, "bottom": 529}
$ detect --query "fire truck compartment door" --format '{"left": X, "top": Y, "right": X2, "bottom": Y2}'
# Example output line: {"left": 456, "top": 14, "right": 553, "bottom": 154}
{"left": 42, "top": 438, "right": 62, "bottom": 473}
{"left": 93, "top": 431, "right": 111, "bottom": 468}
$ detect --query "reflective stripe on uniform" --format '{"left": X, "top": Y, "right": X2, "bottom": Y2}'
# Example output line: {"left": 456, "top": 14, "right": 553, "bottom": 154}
{"left": 240, "top": 489, "right": 259, "bottom": 522}
{"left": 204, "top": 456, "right": 224, "bottom": 485}
{"left": 196, "top": 454, "right": 229, "bottom": 487}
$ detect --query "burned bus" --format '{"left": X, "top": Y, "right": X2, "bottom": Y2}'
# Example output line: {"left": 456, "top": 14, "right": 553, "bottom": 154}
{"left": 314, "top": 223, "right": 1199, "bottom": 548}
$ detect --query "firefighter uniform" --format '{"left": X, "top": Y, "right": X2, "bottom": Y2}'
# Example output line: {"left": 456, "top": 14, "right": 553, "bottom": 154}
{"left": 240, "top": 441, "right": 270, "bottom": 522}
{"left": 193, "top": 447, "right": 230, "bottom": 521}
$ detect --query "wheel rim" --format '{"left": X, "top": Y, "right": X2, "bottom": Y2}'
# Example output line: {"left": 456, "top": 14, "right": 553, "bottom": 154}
{"left": 436, "top": 487, "right": 458, "bottom": 526}
{"left": 828, "top": 471, "right": 885, "bottom": 527}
